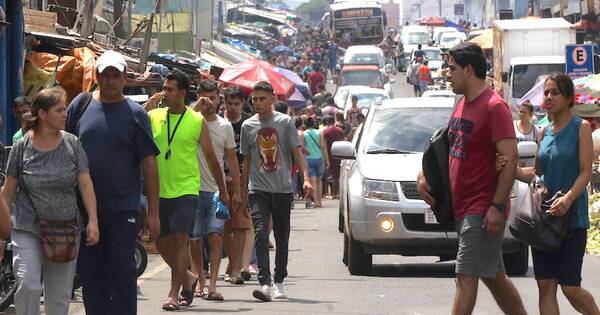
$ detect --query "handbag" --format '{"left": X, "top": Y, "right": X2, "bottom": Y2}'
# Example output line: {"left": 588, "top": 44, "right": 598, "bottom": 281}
{"left": 17, "top": 136, "right": 79, "bottom": 263}
{"left": 509, "top": 176, "right": 572, "bottom": 253}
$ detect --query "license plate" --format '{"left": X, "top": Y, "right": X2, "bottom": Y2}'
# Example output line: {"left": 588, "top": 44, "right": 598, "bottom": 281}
{"left": 425, "top": 208, "right": 439, "bottom": 224}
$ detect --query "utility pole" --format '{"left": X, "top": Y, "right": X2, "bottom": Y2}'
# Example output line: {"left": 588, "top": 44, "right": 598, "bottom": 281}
{"left": 139, "top": 0, "right": 159, "bottom": 72}
{"left": 439, "top": 0, "right": 442, "bottom": 16}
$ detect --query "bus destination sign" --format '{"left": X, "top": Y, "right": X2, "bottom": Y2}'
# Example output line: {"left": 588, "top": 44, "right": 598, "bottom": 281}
{"left": 341, "top": 9, "right": 374, "bottom": 18}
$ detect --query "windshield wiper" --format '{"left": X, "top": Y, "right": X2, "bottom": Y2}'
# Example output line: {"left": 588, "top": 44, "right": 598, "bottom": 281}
{"left": 366, "top": 148, "right": 417, "bottom": 154}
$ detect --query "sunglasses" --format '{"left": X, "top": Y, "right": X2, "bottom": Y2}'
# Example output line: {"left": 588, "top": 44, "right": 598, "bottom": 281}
{"left": 543, "top": 89, "right": 561, "bottom": 96}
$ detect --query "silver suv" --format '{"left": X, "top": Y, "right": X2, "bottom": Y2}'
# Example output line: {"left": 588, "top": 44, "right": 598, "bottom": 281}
{"left": 332, "top": 97, "right": 529, "bottom": 276}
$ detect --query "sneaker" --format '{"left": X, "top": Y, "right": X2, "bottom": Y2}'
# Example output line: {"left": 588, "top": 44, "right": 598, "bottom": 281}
{"left": 252, "top": 285, "right": 272, "bottom": 302}
{"left": 273, "top": 283, "right": 287, "bottom": 299}
{"left": 305, "top": 200, "right": 314, "bottom": 208}
{"left": 248, "top": 265, "right": 259, "bottom": 275}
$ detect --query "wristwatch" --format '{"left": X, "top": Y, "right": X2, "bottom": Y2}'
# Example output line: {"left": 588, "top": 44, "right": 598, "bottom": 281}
{"left": 491, "top": 202, "right": 505, "bottom": 213}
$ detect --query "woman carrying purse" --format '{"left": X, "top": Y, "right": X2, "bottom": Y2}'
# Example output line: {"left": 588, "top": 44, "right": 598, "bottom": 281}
{"left": 1, "top": 87, "right": 99, "bottom": 315}
{"left": 509, "top": 73, "right": 599, "bottom": 314}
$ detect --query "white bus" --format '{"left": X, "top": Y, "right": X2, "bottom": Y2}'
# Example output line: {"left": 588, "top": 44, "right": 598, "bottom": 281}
{"left": 327, "top": 0, "right": 386, "bottom": 48}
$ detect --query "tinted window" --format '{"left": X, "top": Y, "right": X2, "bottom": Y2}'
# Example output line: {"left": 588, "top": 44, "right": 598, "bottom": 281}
{"left": 341, "top": 71, "right": 383, "bottom": 88}
{"left": 363, "top": 107, "right": 453, "bottom": 153}
{"left": 512, "top": 63, "right": 565, "bottom": 99}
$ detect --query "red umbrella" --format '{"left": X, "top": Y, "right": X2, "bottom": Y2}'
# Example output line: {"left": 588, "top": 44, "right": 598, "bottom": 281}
{"left": 219, "top": 60, "right": 295, "bottom": 99}
{"left": 419, "top": 16, "right": 446, "bottom": 26}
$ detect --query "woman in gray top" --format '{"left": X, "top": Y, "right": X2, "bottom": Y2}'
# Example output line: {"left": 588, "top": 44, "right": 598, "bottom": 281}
{"left": 1, "top": 87, "right": 99, "bottom": 315}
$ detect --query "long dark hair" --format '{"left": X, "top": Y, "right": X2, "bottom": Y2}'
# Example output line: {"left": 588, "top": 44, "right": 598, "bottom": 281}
{"left": 24, "top": 87, "right": 66, "bottom": 131}
{"left": 545, "top": 73, "right": 575, "bottom": 108}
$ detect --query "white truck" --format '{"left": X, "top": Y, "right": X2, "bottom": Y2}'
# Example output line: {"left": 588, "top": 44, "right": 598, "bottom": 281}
{"left": 493, "top": 18, "right": 576, "bottom": 107}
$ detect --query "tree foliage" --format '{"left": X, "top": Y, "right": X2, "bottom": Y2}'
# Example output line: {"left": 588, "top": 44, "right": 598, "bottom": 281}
{"left": 295, "top": 0, "right": 328, "bottom": 20}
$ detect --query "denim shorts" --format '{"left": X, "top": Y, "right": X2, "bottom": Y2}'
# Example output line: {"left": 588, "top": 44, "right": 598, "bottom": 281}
{"left": 190, "top": 191, "right": 225, "bottom": 240}
{"left": 307, "top": 157, "right": 324, "bottom": 178}
{"left": 532, "top": 228, "right": 587, "bottom": 286}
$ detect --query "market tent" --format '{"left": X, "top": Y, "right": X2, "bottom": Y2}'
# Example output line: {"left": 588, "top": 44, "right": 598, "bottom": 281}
{"left": 444, "top": 20, "right": 464, "bottom": 32}
{"left": 469, "top": 29, "right": 493, "bottom": 50}
{"left": 419, "top": 16, "right": 446, "bottom": 26}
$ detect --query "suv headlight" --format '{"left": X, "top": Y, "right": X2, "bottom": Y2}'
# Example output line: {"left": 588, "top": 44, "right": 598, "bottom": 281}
{"left": 362, "top": 179, "right": 399, "bottom": 201}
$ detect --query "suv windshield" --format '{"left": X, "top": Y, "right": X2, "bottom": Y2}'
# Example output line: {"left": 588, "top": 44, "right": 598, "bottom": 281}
{"left": 422, "top": 49, "right": 442, "bottom": 61}
{"left": 346, "top": 93, "right": 387, "bottom": 109}
{"left": 512, "top": 63, "right": 565, "bottom": 99}
{"left": 347, "top": 53, "right": 384, "bottom": 67}
{"left": 404, "top": 33, "right": 429, "bottom": 45}
{"left": 364, "top": 107, "right": 453, "bottom": 153}
{"left": 341, "top": 70, "right": 383, "bottom": 88}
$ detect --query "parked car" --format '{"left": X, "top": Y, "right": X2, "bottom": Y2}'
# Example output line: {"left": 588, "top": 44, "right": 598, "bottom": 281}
{"left": 339, "top": 64, "right": 394, "bottom": 96}
{"left": 408, "top": 46, "right": 444, "bottom": 73}
{"left": 342, "top": 45, "right": 394, "bottom": 82}
{"left": 333, "top": 97, "right": 530, "bottom": 276}
{"left": 438, "top": 32, "right": 466, "bottom": 49}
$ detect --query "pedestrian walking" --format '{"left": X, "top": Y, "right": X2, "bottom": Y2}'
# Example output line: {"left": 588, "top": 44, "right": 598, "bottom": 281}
{"left": 346, "top": 95, "right": 361, "bottom": 127}
{"left": 11, "top": 96, "right": 31, "bottom": 143}
{"left": 189, "top": 79, "right": 236, "bottom": 302}
{"left": 513, "top": 73, "right": 600, "bottom": 315}
{"left": 303, "top": 117, "right": 329, "bottom": 208}
{"left": 66, "top": 50, "right": 161, "bottom": 315}
{"left": 418, "top": 59, "right": 432, "bottom": 96}
{"left": 514, "top": 100, "right": 539, "bottom": 167}
{"left": 408, "top": 58, "right": 423, "bottom": 97}
{"left": 308, "top": 64, "right": 326, "bottom": 95}
{"left": 222, "top": 86, "right": 255, "bottom": 285}
{"left": 417, "top": 42, "right": 527, "bottom": 315}
{"left": 321, "top": 115, "right": 345, "bottom": 199}
{"left": 240, "top": 81, "right": 313, "bottom": 302}
{"left": 2, "top": 87, "right": 99, "bottom": 315}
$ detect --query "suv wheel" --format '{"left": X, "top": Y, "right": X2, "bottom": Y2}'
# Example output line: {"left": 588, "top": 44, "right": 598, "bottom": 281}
{"left": 504, "top": 244, "right": 529, "bottom": 276}
{"left": 347, "top": 234, "right": 372, "bottom": 275}
{"left": 343, "top": 233, "right": 349, "bottom": 266}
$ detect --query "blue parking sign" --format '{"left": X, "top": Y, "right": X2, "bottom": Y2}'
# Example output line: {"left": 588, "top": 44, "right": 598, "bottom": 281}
{"left": 566, "top": 44, "right": 594, "bottom": 79}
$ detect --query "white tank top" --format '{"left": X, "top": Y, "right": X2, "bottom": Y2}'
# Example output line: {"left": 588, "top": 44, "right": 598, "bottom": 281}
{"left": 514, "top": 121, "right": 537, "bottom": 143}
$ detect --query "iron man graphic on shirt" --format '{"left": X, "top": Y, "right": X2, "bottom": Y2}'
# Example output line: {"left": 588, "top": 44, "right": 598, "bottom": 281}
{"left": 257, "top": 127, "right": 280, "bottom": 173}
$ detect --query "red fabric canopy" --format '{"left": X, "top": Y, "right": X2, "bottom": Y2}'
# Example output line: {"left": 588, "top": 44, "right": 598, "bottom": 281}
{"left": 219, "top": 60, "right": 295, "bottom": 99}
{"left": 419, "top": 16, "right": 446, "bottom": 26}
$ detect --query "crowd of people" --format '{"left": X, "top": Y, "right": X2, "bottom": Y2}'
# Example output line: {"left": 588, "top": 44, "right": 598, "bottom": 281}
{"left": 0, "top": 32, "right": 363, "bottom": 313}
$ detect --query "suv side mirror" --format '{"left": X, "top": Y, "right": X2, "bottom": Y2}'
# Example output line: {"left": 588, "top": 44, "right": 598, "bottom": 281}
{"left": 332, "top": 141, "right": 355, "bottom": 159}
{"left": 501, "top": 71, "right": 508, "bottom": 83}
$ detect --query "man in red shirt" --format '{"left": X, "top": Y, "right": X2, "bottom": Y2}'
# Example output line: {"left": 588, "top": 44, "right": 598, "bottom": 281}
{"left": 417, "top": 42, "right": 526, "bottom": 315}
{"left": 308, "top": 64, "right": 326, "bottom": 95}
{"left": 321, "top": 115, "right": 345, "bottom": 198}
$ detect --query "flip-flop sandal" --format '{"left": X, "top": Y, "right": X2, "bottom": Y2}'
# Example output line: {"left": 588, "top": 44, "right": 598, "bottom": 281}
{"left": 230, "top": 276, "right": 244, "bottom": 285}
{"left": 206, "top": 291, "right": 224, "bottom": 301}
{"left": 178, "top": 277, "right": 198, "bottom": 307}
{"left": 194, "top": 289, "right": 206, "bottom": 298}
{"left": 162, "top": 300, "right": 180, "bottom": 311}
{"left": 241, "top": 270, "right": 251, "bottom": 281}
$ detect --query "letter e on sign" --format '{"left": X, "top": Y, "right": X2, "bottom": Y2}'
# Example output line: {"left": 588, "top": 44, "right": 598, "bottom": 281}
{"left": 573, "top": 46, "right": 588, "bottom": 66}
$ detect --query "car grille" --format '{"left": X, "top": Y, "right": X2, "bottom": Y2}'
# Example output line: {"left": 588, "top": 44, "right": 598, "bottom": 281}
{"left": 401, "top": 214, "right": 456, "bottom": 232}
{"left": 399, "top": 181, "right": 421, "bottom": 200}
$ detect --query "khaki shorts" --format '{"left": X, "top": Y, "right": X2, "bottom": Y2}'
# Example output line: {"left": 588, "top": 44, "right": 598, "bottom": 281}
{"left": 455, "top": 214, "right": 505, "bottom": 278}
{"left": 224, "top": 179, "right": 253, "bottom": 231}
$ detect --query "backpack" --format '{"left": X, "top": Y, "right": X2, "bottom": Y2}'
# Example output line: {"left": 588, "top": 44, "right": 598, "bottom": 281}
{"left": 422, "top": 126, "right": 454, "bottom": 225}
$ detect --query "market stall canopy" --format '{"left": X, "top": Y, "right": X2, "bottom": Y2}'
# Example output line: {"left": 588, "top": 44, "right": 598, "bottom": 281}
{"left": 419, "top": 16, "right": 446, "bottom": 26}
{"left": 271, "top": 45, "right": 293, "bottom": 55}
{"left": 287, "top": 88, "right": 307, "bottom": 109}
{"left": 273, "top": 66, "right": 309, "bottom": 95}
{"left": 219, "top": 60, "right": 295, "bottom": 98}
{"left": 444, "top": 20, "right": 464, "bottom": 32}
{"left": 469, "top": 29, "right": 493, "bottom": 50}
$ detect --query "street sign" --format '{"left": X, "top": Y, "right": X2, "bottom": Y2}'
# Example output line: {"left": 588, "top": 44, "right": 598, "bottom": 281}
{"left": 566, "top": 44, "right": 595, "bottom": 79}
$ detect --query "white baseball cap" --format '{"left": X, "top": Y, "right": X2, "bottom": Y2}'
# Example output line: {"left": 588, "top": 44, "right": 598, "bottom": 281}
{"left": 96, "top": 50, "right": 127, "bottom": 73}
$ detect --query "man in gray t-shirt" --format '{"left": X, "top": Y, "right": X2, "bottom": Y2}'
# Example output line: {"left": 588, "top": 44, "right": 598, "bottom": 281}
{"left": 240, "top": 82, "right": 312, "bottom": 302}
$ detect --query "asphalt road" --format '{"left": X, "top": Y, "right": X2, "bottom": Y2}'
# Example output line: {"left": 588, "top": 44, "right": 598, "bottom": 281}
{"left": 3, "top": 73, "right": 599, "bottom": 315}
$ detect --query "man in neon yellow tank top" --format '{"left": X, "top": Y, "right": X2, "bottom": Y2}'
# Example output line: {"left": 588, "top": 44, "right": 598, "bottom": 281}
{"left": 145, "top": 70, "right": 230, "bottom": 311}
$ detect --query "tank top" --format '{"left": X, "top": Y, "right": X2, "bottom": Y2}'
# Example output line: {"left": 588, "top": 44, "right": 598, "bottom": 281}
{"left": 149, "top": 107, "right": 203, "bottom": 198}
{"left": 303, "top": 129, "right": 323, "bottom": 159}
{"left": 538, "top": 116, "right": 589, "bottom": 229}
{"left": 514, "top": 121, "right": 537, "bottom": 142}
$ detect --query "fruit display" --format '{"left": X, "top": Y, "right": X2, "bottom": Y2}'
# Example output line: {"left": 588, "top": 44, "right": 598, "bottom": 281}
{"left": 587, "top": 193, "right": 600, "bottom": 256}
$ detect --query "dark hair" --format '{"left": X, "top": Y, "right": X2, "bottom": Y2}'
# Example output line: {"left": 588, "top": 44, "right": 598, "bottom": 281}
{"left": 314, "top": 64, "right": 321, "bottom": 72}
{"left": 275, "top": 101, "right": 289, "bottom": 114}
{"left": 323, "top": 114, "right": 335, "bottom": 125}
{"left": 25, "top": 87, "right": 66, "bottom": 131}
{"left": 423, "top": 60, "right": 429, "bottom": 65}
{"left": 318, "top": 83, "right": 326, "bottom": 91}
{"left": 294, "top": 116, "right": 304, "bottom": 129}
{"left": 520, "top": 100, "right": 534, "bottom": 114}
{"left": 326, "top": 96, "right": 335, "bottom": 106}
{"left": 448, "top": 42, "right": 487, "bottom": 79}
{"left": 13, "top": 96, "right": 31, "bottom": 111}
{"left": 335, "top": 111, "right": 345, "bottom": 122}
{"left": 253, "top": 81, "right": 274, "bottom": 94}
{"left": 165, "top": 69, "right": 189, "bottom": 91}
{"left": 305, "top": 116, "right": 316, "bottom": 128}
{"left": 545, "top": 72, "right": 575, "bottom": 108}
{"left": 224, "top": 85, "right": 245, "bottom": 101}
{"left": 198, "top": 79, "right": 219, "bottom": 94}
{"left": 417, "top": 44, "right": 422, "bottom": 49}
